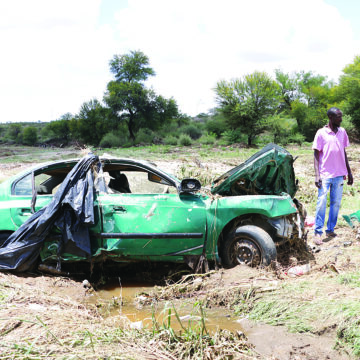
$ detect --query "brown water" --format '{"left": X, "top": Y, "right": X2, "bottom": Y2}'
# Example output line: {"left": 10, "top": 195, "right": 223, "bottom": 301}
{"left": 91, "top": 280, "right": 244, "bottom": 334}
{"left": 90, "top": 281, "right": 346, "bottom": 360}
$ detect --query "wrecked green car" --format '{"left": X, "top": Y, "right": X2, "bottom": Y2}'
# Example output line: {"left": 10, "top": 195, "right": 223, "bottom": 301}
{"left": 0, "top": 144, "right": 305, "bottom": 271}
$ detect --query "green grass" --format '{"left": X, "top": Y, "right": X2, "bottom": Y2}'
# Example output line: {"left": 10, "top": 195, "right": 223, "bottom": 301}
{"left": 339, "top": 271, "right": 360, "bottom": 288}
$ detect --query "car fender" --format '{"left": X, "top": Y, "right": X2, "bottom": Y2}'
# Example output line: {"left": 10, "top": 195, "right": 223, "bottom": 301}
{"left": 204, "top": 194, "right": 299, "bottom": 253}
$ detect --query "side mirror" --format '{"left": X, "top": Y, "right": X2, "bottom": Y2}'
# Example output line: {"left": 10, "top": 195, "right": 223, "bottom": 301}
{"left": 179, "top": 178, "right": 201, "bottom": 193}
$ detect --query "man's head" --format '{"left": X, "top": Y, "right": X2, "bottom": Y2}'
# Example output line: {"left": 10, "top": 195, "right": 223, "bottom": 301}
{"left": 327, "top": 107, "right": 342, "bottom": 128}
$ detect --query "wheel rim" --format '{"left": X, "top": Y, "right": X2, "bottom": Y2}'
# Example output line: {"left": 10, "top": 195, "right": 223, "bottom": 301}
{"left": 232, "top": 238, "right": 261, "bottom": 266}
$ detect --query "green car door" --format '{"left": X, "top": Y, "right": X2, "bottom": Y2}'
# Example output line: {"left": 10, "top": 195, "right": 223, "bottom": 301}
{"left": 96, "top": 192, "right": 207, "bottom": 262}
{"left": 9, "top": 172, "right": 53, "bottom": 228}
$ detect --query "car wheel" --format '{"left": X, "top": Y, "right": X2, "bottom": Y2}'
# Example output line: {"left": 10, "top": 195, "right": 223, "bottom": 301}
{"left": 0, "top": 232, "right": 13, "bottom": 247}
{"left": 222, "top": 225, "right": 276, "bottom": 268}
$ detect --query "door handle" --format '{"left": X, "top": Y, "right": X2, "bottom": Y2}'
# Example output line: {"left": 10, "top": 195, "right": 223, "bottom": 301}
{"left": 113, "top": 206, "right": 126, "bottom": 213}
{"left": 20, "top": 208, "right": 32, "bottom": 216}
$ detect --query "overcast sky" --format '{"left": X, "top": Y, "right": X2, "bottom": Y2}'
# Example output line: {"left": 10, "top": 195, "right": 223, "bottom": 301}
{"left": 1, "top": 0, "right": 359, "bottom": 123}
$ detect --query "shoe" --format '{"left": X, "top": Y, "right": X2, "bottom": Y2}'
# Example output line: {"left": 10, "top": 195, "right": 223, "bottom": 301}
{"left": 314, "top": 234, "right": 323, "bottom": 245}
{"left": 325, "top": 232, "right": 337, "bottom": 238}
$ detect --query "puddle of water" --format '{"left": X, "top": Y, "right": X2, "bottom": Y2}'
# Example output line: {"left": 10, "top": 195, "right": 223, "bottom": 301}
{"left": 90, "top": 280, "right": 245, "bottom": 334}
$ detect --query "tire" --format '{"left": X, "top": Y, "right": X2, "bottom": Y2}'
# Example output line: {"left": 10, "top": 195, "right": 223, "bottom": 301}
{"left": 221, "top": 225, "right": 276, "bottom": 268}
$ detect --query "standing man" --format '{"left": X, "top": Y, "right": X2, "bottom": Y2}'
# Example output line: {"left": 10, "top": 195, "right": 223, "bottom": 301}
{"left": 312, "top": 107, "right": 353, "bottom": 244}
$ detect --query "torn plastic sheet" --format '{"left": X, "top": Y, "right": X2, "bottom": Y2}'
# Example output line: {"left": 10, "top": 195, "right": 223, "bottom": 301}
{"left": 0, "top": 153, "right": 99, "bottom": 272}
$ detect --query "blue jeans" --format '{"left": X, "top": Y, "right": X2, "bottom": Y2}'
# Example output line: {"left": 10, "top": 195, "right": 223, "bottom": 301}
{"left": 315, "top": 176, "right": 344, "bottom": 235}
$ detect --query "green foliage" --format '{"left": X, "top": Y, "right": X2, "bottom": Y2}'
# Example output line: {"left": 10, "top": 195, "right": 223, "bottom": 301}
{"left": 288, "top": 132, "right": 305, "bottom": 145}
{"left": 291, "top": 100, "right": 327, "bottom": 141}
{"left": 179, "top": 124, "right": 203, "bottom": 140}
{"left": 205, "top": 116, "right": 227, "bottom": 139}
{"left": 43, "top": 117, "right": 71, "bottom": 142}
{"left": 178, "top": 134, "right": 192, "bottom": 146}
{"left": 158, "top": 122, "right": 181, "bottom": 138}
{"left": 302, "top": 107, "right": 328, "bottom": 141}
{"left": 163, "top": 135, "right": 178, "bottom": 145}
{"left": 76, "top": 99, "right": 114, "bottom": 146}
{"left": 337, "top": 56, "right": 360, "bottom": 134}
{"left": 254, "top": 134, "right": 274, "bottom": 146}
{"left": 275, "top": 69, "right": 301, "bottom": 111}
{"left": 341, "top": 114, "right": 357, "bottom": 138}
{"left": 6, "top": 123, "right": 22, "bottom": 143}
{"left": 105, "top": 50, "right": 179, "bottom": 141}
{"left": 99, "top": 132, "right": 126, "bottom": 148}
{"left": 22, "top": 126, "right": 38, "bottom": 145}
{"left": 264, "top": 115, "right": 298, "bottom": 144}
{"left": 215, "top": 71, "right": 280, "bottom": 145}
{"left": 296, "top": 70, "right": 333, "bottom": 107}
{"left": 221, "top": 129, "right": 247, "bottom": 145}
{"left": 198, "top": 132, "right": 216, "bottom": 145}
{"left": 275, "top": 70, "right": 334, "bottom": 143}
{"left": 290, "top": 100, "right": 308, "bottom": 132}
{"left": 109, "top": 50, "right": 155, "bottom": 83}
{"left": 134, "top": 128, "right": 156, "bottom": 145}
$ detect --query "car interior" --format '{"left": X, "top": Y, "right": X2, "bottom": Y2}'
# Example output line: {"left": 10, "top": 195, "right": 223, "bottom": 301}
{"left": 12, "top": 162, "right": 176, "bottom": 196}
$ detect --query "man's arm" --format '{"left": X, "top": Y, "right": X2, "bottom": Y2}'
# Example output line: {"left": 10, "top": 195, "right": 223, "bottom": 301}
{"left": 314, "top": 149, "right": 322, "bottom": 188}
{"left": 344, "top": 150, "right": 353, "bottom": 185}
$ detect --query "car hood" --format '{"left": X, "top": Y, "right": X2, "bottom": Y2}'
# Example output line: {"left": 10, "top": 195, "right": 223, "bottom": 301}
{"left": 211, "top": 143, "right": 298, "bottom": 198}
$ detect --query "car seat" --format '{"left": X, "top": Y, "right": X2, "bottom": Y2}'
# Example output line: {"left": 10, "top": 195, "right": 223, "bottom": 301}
{"left": 108, "top": 171, "right": 131, "bottom": 193}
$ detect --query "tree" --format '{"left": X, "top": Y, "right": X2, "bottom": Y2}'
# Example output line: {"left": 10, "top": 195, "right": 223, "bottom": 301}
{"left": 264, "top": 114, "right": 298, "bottom": 144}
{"left": 6, "top": 123, "right": 22, "bottom": 143}
{"left": 76, "top": 99, "right": 115, "bottom": 146}
{"left": 109, "top": 51, "right": 155, "bottom": 83}
{"left": 22, "top": 126, "right": 37, "bottom": 145}
{"left": 336, "top": 56, "right": 360, "bottom": 134}
{"left": 104, "top": 50, "right": 178, "bottom": 141}
{"left": 215, "top": 71, "right": 280, "bottom": 145}
{"left": 43, "top": 113, "right": 73, "bottom": 142}
{"left": 296, "top": 70, "right": 333, "bottom": 108}
{"left": 275, "top": 69, "right": 300, "bottom": 111}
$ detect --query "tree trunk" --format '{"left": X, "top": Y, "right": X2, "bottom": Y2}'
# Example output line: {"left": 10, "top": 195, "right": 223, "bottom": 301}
{"left": 128, "top": 112, "right": 136, "bottom": 141}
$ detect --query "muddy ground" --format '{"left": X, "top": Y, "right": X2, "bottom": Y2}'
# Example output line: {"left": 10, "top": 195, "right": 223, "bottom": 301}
{"left": 1, "top": 232, "right": 359, "bottom": 360}
{"left": 1, "top": 148, "right": 360, "bottom": 359}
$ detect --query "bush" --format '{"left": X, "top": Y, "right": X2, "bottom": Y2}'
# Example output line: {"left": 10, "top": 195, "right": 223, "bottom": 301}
{"left": 199, "top": 132, "right": 216, "bottom": 145}
{"left": 205, "top": 119, "right": 227, "bottom": 138}
{"left": 288, "top": 132, "right": 305, "bottom": 145}
{"left": 99, "top": 132, "right": 126, "bottom": 148}
{"left": 134, "top": 129, "right": 155, "bottom": 145}
{"left": 179, "top": 124, "right": 203, "bottom": 140}
{"left": 254, "top": 134, "right": 273, "bottom": 146}
{"left": 158, "top": 123, "right": 180, "bottom": 138}
{"left": 163, "top": 135, "right": 178, "bottom": 145}
{"left": 178, "top": 134, "right": 192, "bottom": 146}
{"left": 342, "top": 114, "right": 357, "bottom": 140}
{"left": 221, "top": 129, "right": 247, "bottom": 145}
{"left": 22, "top": 126, "right": 38, "bottom": 145}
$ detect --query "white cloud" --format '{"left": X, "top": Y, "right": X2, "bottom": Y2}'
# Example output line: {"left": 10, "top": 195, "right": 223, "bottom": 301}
{"left": 0, "top": 0, "right": 359, "bottom": 122}
{"left": 112, "top": 0, "right": 358, "bottom": 115}
{"left": 0, "top": 0, "right": 115, "bottom": 122}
